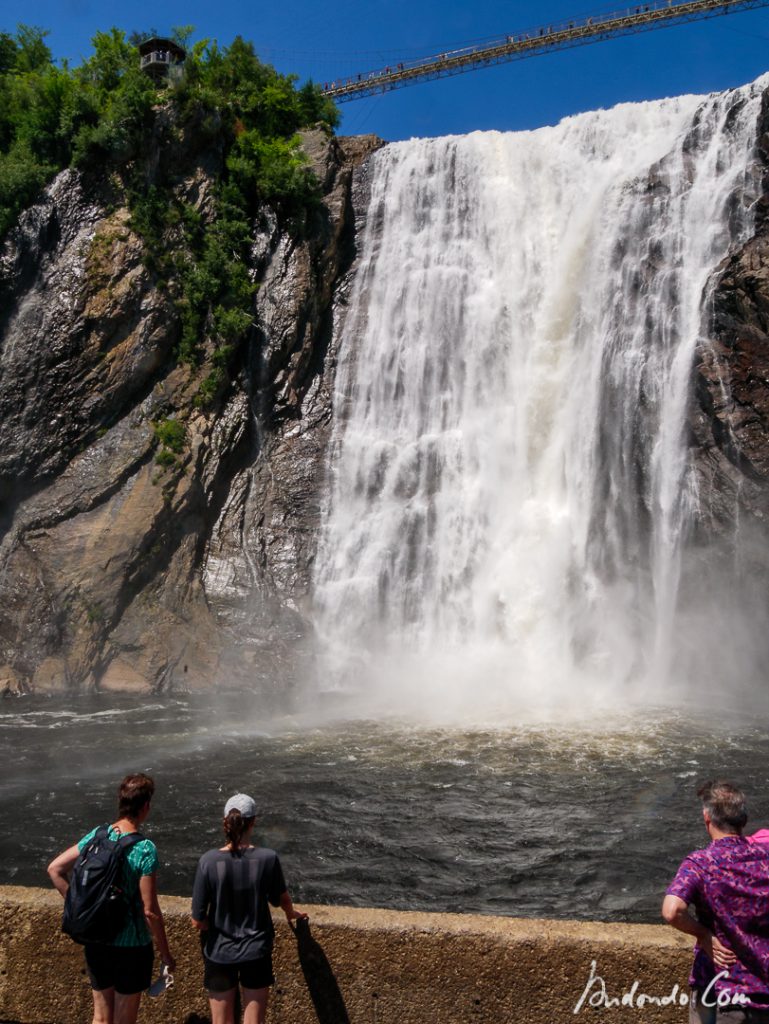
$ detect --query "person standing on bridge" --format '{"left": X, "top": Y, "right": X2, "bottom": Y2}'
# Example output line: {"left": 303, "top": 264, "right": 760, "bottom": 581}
{"left": 662, "top": 780, "right": 769, "bottom": 1024}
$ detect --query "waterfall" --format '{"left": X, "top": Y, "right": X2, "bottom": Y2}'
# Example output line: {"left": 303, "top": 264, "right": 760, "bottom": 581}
{"left": 312, "top": 78, "right": 767, "bottom": 717}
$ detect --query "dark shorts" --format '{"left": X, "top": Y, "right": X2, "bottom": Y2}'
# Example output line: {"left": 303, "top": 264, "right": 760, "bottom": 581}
{"left": 204, "top": 954, "right": 274, "bottom": 993}
{"left": 85, "top": 942, "right": 154, "bottom": 995}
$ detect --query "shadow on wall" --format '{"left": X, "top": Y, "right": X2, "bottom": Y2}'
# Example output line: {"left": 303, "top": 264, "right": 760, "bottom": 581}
{"left": 182, "top": 922, "right": 349, "bottom": 1024}
{"left": 293, "top": 918, "right": 351, "bottom": 1024}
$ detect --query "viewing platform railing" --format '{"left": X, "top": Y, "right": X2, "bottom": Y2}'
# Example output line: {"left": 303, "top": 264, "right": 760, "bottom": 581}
{"left": 140, "top": 51, "right": 178, "bottom": 68}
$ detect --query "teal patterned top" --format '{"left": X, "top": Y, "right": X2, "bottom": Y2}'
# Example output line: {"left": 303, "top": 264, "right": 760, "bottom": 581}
{"left": 77, "top": 826, "right": 158, "bottom": 947}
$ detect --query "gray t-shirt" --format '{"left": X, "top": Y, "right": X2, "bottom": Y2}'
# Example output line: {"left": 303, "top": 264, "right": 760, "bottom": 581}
{"left": 191, "top": 847, "right": 287, "bottom": 963}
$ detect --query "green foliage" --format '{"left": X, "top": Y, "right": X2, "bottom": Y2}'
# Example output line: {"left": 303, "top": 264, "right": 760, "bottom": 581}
{"left": 154, "top": 448, "right": 178, "bottom": 468}
{"left": 0, "top": 143, "right": 52, "bottom": 236}
{"left": 0, "top": 33, "right": 17, "bottom": 75}
{"left": 0, "top": 23, "right": 337, "bottom": 237}
{"left": 194, "top": 366, "right": 226, "bottom": 409}
{"left": 0, "top": 31, "right": 81, "bottom": 232}
{"left": 77, "top": 28, "right": 136, "bottom": 93}
{"left": 0, "top": 22, "right": 340, "bottom": 409}
{"left": 0, "top": 25, "right": 139, "bottom": 230}
{"left": 153, "top": 417, "right": 186, "bottom": 454}
{"left": 14, "top": 25, "right": 51, "bottom": 74}
{"left": 72, "top": 66, "right": 155, "bottom": 166}
{"left": 85, "top": 600, "right": 105, "bottom": 624}
{"left": 153, "top": 416, "right": 185, "bottom": 467}
{"left": 300, "top": 81, "right": 339, "bottom": 130}
{"left": 171, "top": 26, "right": 195, "bottom": 49}
{"left": 227, "top": 131, "right": 320, "bottom": 219}
{"left": 127, "top": 185, "right": 175, "bottom": 271}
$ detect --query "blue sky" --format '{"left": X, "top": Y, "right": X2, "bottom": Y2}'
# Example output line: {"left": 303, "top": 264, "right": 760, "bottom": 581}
{"left": 3, "top": 0, "right": 769, "bottom": 140}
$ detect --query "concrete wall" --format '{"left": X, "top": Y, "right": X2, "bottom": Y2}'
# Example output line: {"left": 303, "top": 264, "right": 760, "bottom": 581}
{"left": 0, "top": 886, "right": 694, "bottom": 1024}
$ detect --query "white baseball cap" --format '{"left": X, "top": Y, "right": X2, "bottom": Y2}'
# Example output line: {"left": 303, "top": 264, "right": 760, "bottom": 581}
{"left": 224, "top": 793, "right": 257, "bottom": 818}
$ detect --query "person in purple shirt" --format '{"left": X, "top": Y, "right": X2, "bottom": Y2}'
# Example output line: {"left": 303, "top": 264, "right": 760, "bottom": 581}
{"left": 663, "top": 780, "right": 769, "bottom": 1024}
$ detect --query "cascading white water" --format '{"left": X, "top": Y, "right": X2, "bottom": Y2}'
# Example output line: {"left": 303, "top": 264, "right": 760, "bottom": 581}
{"left": 312, "top": 77, "right": 767, "bottom": 718}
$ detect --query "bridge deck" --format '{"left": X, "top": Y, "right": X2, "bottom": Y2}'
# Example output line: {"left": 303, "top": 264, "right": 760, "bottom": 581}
{"left": 323, "top": 0, "right": 769, "bottom": 102}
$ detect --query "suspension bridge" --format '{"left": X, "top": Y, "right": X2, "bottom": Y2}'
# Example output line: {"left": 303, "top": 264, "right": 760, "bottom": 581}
{"left": 321, "top": 0, "right": 769, "bottom": 102}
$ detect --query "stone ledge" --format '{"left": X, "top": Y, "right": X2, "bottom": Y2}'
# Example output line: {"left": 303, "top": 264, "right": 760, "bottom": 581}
{"left": 0, "top": 886, "right": 692, "bottom": 1023}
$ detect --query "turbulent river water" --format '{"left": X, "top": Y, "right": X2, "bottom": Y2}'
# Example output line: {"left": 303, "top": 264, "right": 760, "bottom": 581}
{"left": 3, "top": 696, "right": 769, "bottom": 921}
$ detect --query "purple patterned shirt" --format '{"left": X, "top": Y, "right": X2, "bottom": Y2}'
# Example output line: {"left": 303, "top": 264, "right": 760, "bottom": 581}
{"left": 667, "top": 835, "right": 769, "bottom": 1007}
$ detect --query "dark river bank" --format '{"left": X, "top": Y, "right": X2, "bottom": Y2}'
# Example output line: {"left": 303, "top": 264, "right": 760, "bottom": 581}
{"left": 2, "top": 694, "right": 768, "bottom": 922}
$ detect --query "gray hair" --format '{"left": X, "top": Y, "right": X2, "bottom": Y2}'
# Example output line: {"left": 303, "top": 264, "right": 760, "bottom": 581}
{"left": 697, "top": 779, "right": 747, "bottom": 834}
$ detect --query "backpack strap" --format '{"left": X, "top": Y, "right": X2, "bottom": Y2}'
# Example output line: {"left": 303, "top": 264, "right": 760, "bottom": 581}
{"left": 113, "top": 832, "right": 147, "bottom": 933}
{"left": 87, "top": 824, "right": 141, "bottom": 846}
{"left": 116, "top": 831, "right": 144, "bottom": 851}
{"left": 113, "top": 832, "right": 145, "bottom": 891}
{"left": 84, "top": 827, "right": 143, "bottom": 856}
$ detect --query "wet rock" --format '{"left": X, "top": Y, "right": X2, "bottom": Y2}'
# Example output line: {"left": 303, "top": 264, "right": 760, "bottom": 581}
{"left": 691, "top": 88, "right": 769, "bottom": 546}
{"left": 199, "top": 132, "right": 383, "bottom": 696}
{"left": 0, "top": 126, "right": 382, "bottom": 697}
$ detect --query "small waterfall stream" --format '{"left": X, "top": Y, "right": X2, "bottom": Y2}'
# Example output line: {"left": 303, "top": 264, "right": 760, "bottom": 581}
{"left": 312, "top": 78, "right": 766, "bottom": 716}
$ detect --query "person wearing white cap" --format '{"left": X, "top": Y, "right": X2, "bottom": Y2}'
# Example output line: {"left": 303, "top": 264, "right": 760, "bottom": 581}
{"left": 191, "top": 793, "right": 307, "bottom": 1024}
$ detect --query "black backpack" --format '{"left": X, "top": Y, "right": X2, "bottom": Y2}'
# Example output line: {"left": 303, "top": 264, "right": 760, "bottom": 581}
{"left": 61, "top": 825, "right": 143, "bottom": 945}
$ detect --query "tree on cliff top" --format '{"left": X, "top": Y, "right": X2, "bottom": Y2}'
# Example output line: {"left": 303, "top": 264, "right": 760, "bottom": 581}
{"left": 0, "top": 24, "right": 339, "bottom": 237}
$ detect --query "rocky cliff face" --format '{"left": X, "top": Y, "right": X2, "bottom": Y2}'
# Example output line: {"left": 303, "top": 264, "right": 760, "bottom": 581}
{"left": 691, "top": 90, "right": 769, "bottom": 551}
{"left": 0, "top": 127, "right": 381, "bottom": 697}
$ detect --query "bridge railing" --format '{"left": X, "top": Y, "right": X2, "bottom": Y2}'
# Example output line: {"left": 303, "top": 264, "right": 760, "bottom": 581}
{"left": 322, "top": 0, "right": 769, "bottom": 101}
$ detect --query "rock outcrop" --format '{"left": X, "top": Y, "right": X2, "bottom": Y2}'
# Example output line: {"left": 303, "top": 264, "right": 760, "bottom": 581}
{"left": 691, "top": 89, "right": 769, "bottom": 544}
{"left": 0, "top": 126, "right": 381, "bottom": 696}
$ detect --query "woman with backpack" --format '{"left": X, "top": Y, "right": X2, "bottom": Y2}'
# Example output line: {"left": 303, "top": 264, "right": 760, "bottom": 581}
{"left": 47, "top": 772, "right": 175, "bottom": 1024}
{"left": 191, "top": 793, "right": 307, "bottom": 1024}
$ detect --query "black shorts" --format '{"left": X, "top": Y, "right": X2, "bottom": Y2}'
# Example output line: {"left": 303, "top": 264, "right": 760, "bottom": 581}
{"left": 204, "top": 954, "right": 274, "bottom": 993}
{"left": 85, "top": 943, "right": 154, "bottom": 995}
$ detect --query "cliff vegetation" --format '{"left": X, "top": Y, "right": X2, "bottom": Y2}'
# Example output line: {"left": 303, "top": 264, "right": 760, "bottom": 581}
{"left": 0, "top": 24, "right": 339, "bottom": 406}
{"left": 0, "top": 22, "right": 380, "bottom": 696}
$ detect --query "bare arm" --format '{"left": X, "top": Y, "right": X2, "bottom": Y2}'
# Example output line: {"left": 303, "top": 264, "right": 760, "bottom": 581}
{"left": 190, "top": 861, "right": 209, "bottom": 931}
{"left": 279, "top": 890, "right": 308, "bottom": 923}
{"left": 46, "top": 844, "right": 80, "bottom": 898}
{"left": 140, "top": 873, "right": 176, "bottom": 972}
{"left": 661, "top": 894, "right": 736, "bottom": 968}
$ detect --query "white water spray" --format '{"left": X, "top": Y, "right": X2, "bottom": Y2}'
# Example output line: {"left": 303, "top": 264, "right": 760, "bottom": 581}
{"left": 312, "top": 78, "right": 766, "bottom": 718}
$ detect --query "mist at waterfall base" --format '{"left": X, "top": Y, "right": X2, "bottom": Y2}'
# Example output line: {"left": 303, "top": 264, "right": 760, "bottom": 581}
{"left": 310, "top": 73, "right": 769, "bottom": 723}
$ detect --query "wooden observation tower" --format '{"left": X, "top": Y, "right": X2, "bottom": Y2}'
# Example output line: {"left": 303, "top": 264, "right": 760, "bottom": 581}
{"left": 138, "top": 37, "right": 186, "bottom": 84}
